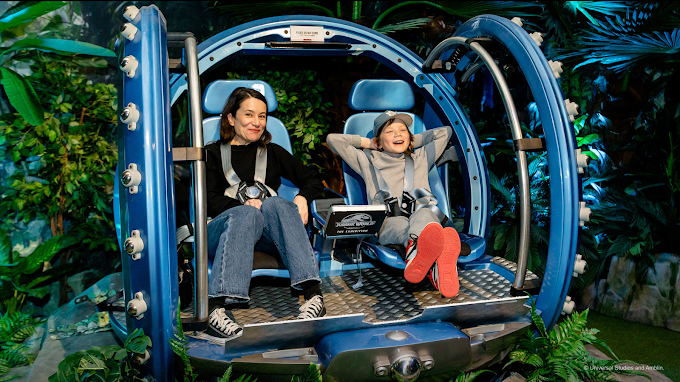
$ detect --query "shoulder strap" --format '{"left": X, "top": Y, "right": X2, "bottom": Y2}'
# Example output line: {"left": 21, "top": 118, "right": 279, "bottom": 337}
{"left": 363, "top": 149, "right": 391, "bottom": 204}
{"left": 220, "top": 143, "right": 277, "bottom": 198}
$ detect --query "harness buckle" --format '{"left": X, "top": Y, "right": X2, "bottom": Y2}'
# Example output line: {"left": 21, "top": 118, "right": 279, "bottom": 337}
{"left": 236, "top": 181, "right": 269, "bottom": 204}
{"left": 384, "top": 196, "right": 402, "bottom": 217}
{"left": 400, "top": 192, "right": 417, "bottom": 216}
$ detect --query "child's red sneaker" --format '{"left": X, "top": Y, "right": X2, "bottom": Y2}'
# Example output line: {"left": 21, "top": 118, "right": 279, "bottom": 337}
{"left": 404, "top": 222, "right": 444, "bottom": 283}
{"left": 428, "top": 227, "right": 461, "bottom": 297}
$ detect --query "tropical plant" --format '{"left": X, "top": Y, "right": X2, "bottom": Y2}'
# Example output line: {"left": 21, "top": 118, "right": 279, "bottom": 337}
{"left": 0, "top": 54, "right": 118, "bottom": 305}
{"left": 505, "top": 299, "right": 650, "bottom": 381}
{"left": 0, "top": 310, "right": 43, "bottom": 377}
{"left": 48, "top": 328, "right": 151, "bottom": 382}
{"left": 0, "top": 1, "right": 115, "bottom": 126}
{"left": 0, "top": 228, "right": 78, "bottom": 315}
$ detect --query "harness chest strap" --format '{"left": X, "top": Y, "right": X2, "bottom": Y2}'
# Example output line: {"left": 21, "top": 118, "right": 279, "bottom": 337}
{"left": 220, "top": 142, "right": 277, "bottom": 199}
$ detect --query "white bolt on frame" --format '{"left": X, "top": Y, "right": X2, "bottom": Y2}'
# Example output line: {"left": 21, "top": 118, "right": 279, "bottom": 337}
{"left": 562, "top": 296, "right": 575, "bottom": 315}
{"left": 511, "top": 17, "right": 523, "bottom": 27}
{"left": 575, "top": 148, "right": 589, "bottom": 174}
{"left": 120, "top": 23, "right": 138, "bottom": 41}
{"left": 579, "top": 201, "right": 591, "bottom": 227}
{"left": 120, "top": 55, "right": 139, "bottom": 78}
{"left": 127, "top": 292, "right": 148, "bottom": 319}
{"left": 121, "top": 163, "right": 141, "bottom": 194}
{"left": 565, "top": 99, "right": 579, "bottom": 122}
{"left": 573, "top": 254, "right": 587, "bottom": 277}
{"left": 530, "top": 32, "right": 543, "bottom": 46}
{"left": 123, "top": 5, "right": 140, "bottom": 22}
{"left": 549, "top": 60, "right": 563, "bottom": 79}
{"left": 124, "top": 230, "right": 144, "bottom": 260}
{"left": 120, "top": 102, "right": 140, "bottom": 131}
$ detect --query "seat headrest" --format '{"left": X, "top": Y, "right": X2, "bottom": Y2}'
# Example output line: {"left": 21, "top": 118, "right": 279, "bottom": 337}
{"left": 348, "top": 79, "right": 415, "bottom": 111}
{"left": 203, "top": 80, "right": 278, "bottom": 114}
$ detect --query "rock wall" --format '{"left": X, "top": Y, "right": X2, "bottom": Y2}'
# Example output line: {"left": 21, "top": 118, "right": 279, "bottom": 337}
{"left": 581, "top": 254, "right": 680, "bottom": 332}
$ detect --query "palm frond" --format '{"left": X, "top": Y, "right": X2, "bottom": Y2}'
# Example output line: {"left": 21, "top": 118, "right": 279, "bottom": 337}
{"left": 566, "top": 24, "right": 680, "bottom": 72}
{"left": 563, "top": 1, "right": 629, "bottom": 26}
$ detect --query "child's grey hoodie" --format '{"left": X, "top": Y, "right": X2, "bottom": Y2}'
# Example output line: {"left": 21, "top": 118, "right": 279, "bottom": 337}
{"left": 327, "top": 126, "right": 452, "bottom": 206}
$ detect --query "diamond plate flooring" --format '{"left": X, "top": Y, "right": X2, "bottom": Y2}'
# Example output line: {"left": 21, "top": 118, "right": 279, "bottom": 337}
{"left": 231, "top": 263, "right": 521, "bottom": 325}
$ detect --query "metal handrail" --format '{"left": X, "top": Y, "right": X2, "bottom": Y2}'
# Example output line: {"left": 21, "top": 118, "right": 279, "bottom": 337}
{"left": 424, "top": 38, "right": 531, "bottom": 288}
{"left": 184, "top": 37, "right": 209, "bottom": 321}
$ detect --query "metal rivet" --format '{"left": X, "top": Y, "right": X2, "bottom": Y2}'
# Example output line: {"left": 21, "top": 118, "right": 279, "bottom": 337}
{"left": 473, "top": 176, "right": 478, "bottom": 180}
{"left": 475, "top": 206, "right": 479, "bottom": 210}
{"left": 373, "top": 44, "right": 376, "bottom": 48}
{"left": 455, "top": 121, "right": 460, "bottom": 125}
{"left": 326, "top": 31, "right": 330, "bottom": 35}
{"left": 420, "top": 75, "right": 424, "bottom": 80}
{"left": 467, "top": 148, "right": 471, "bottom": 152}
{"left": 398, "top": 58, "right": 402, "bottom": 62}
{"left": 284, "top": 30, "right": 288, "bottom": 34}
{"left": 210, "top": 56, "right": 214, "bottom": 61}
{"left": 439, "top": 96, "right": 443, "bottom": 100}
{"left": 237, "top": 42, "right": 241, "bottom": 46}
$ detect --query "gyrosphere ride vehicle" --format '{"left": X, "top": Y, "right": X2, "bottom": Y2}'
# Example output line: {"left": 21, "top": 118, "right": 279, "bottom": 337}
{"left": 111, "top": 5, "right": 589, "bottom": 381}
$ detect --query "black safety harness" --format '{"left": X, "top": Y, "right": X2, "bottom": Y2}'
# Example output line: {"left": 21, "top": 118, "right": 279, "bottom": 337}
{"left": 220, "top": 142, "right": 276, "bottom": 203}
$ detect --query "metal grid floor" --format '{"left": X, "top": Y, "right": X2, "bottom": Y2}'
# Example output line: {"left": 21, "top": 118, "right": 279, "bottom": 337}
{"left": 231, "top": 259, "right": 529, "bottom": 325}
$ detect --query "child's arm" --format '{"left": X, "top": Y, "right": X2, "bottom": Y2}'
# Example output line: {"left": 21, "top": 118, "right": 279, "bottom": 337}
{"left": 412, "top": 126, "right": 453, "bottom": 167}
{"left": 327, "top": 134, "right": 376, "bottom": 174}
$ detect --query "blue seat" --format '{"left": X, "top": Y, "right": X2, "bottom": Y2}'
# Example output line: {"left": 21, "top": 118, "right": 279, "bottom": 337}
{"left": 200, "top": 79, "right": 316, "bottom": 278}
{"left": 341, "top": 80, "right": 453, "bottom": 269}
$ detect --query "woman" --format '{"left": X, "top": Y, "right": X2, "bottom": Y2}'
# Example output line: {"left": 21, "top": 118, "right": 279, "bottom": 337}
{"left": 205, "top": 87, "right": 325, "bottom": 338}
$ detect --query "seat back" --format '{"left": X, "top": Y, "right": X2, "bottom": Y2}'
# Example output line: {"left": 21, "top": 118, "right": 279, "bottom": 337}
{"left": 342, "top": 80, "right": 450, "bottom": 218}
{"left": 202, "top": 80, "right": 297, "bottom": 201}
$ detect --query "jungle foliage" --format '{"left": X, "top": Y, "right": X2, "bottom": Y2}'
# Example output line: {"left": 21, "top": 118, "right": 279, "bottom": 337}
{"left": 48, "top": 328, "right": 151, "bottom": 382}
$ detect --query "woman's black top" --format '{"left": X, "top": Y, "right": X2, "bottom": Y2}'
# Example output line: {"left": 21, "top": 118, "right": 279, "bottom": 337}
{"left": 205, "top": 141, "right": 324, "bottom": 218}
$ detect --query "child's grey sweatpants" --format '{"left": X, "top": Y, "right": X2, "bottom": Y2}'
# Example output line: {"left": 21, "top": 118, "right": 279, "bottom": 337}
{"left": 377, "top": 208, "right": 440, "bottom": 247}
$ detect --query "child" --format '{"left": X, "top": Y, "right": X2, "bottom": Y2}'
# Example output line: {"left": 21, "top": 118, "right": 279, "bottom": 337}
{"left": 327, "top": 111, "right": 461, "bottom": 297}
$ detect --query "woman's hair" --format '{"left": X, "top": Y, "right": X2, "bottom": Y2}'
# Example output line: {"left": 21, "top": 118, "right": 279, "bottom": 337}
{"left": 375, "top": 117, "right": 414, "bottom": 156}
{"left": 220, "top": 87, "right": 271, "bottom": 147}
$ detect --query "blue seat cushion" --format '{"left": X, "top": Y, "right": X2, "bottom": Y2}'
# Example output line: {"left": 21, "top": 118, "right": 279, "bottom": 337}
{"left": 203, "top": 80, "right": 278, "bottom": 114}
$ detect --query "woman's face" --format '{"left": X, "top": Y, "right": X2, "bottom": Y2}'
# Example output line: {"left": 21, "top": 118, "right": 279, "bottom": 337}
{"left": 227, "top": 97, "right": 267, "bottom": 145}
{"left": 377, "top": 118, "right": 410, "bottom": 154}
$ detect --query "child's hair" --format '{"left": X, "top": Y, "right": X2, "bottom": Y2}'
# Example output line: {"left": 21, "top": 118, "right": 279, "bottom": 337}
{"left": 220, "top": 87, "right": 271, "bottom": 147}
{"left": 375, "top": 117, "right": 414, "bottom": 155}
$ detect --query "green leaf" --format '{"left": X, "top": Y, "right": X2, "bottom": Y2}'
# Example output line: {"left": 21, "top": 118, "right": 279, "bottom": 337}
{"left": 0, "top": 67, "right": 44, "bottom": 126}
{"left": 6, "top": 38, "right": 116, "bottom": 58}
{"left": 0, "top": 1, "right": 67, "bottom": 33}
{"left": 0, "top": 228, "right": 11, "bottom": 265}
{"left": 16, "top": 234, "right": 78, "bottom": 275}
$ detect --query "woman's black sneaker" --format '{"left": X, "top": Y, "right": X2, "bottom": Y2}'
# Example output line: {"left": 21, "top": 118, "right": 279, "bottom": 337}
{"left": 207, "top": 307, "right": 243, "bottom": 338}
{"left": 297, "top": 295, "right": 326, "bottom": 319}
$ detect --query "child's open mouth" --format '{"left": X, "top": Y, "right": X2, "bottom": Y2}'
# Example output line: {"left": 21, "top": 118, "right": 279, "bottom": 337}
{"left": 393, "top": 140, "right": 404, "bottom": 144}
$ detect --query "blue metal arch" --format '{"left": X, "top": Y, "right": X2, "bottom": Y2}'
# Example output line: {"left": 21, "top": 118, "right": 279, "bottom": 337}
{"left": 454, "top": 15, "right": 580, "bottom": 328}
{"left": 117, "top": 6, "right": 177, "bottom": 380}
{"left": 168, "top": 15, "right": 491, "bottom": 252}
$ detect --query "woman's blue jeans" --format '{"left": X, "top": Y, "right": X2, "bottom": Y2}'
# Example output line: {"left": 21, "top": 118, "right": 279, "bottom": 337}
{"left": 207, "top": 196, "right": 320, "bottom": 303}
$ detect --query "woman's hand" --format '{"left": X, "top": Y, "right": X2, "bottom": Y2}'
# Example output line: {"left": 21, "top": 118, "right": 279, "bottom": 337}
{"left": 293, "top": 195, "right": 308, "bottom": 225}
{"left": 244, "top": 199, "right": 262, "bottom": 209}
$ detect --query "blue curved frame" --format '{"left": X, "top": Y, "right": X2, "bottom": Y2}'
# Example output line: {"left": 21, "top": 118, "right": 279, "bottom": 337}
{"left": 453, "top": 15, "right": 580, "bottom": 328}
{"left": 117, "top": 6, "right": 177, "bottom": 380}
{"left": 168, "top": 15, "right": 490, "bottom": 248}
